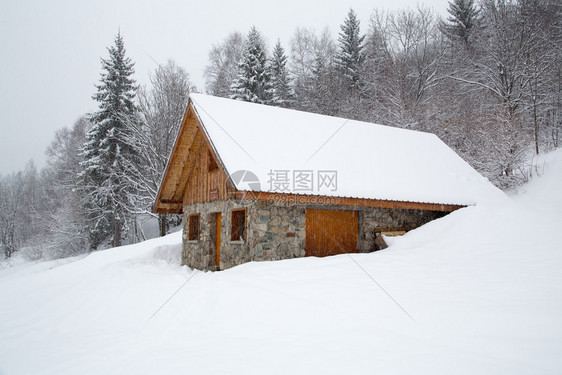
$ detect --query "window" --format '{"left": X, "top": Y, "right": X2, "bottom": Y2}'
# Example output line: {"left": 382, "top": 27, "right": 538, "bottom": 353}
{"left": 208, "top": 150, "right": 218, "bottom": 172}
{"left": 231, "top": 209, "right": 246, "bottom": 241}
{"left": 188, "top": 214, "right": 200, "bottom": 241}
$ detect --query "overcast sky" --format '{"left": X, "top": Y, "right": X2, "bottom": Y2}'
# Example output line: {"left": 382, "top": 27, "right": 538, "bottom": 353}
{"left": 0, "top": 0, "right": 449, "bottom": 175}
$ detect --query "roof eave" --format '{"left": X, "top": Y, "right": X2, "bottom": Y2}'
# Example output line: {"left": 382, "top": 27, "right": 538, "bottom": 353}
{"left": 234, "top": 190, "right": 467, "bottom": 212}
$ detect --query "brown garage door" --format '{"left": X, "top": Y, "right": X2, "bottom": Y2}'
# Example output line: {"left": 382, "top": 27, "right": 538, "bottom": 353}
{"left": 305, "top": 209, "right": 359, "bottom": 257}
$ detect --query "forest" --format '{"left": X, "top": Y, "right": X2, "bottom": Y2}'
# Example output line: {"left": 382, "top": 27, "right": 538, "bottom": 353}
{"left": 1, "top": 0, "right": 560, "bottom": 261}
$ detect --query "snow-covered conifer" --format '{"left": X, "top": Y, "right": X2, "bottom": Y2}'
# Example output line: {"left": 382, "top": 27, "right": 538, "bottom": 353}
{"left": 270, "top": 40, "right": 295, "bottom": 107}
{"left": 440, "top": 0, "right": 480, "bottom": 48}
{"left": 78, "top": 32, "right": 142, "bottom": 249}
{"left": 335, "top": 9, "right": 365, "bottom": 86}
{"left": 230, "top": 27, "right": 274, "bottom": 104}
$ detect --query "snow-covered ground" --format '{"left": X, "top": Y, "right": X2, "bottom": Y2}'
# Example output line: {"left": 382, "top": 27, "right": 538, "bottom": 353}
{"left": 1, "top": 150, "right": 562, "bottom": 375}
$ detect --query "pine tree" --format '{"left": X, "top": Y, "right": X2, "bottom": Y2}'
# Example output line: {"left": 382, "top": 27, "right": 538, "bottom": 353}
{"left": 79, "top": 32, "right": 142, "bottom": 249}
{"left": 230, "top": 27, "right": 274, "bottom": 104}
{"left": 335, "top": 9, "right": 365, "bottom": 86}
{"left": 440, "top": 0, "right": 480, "bottom": 48}
{"left": 309, "top": 48, "right": 338, "bottom": 115}
{"left": 270, "top": 40, "right": 295, "bottom": 107}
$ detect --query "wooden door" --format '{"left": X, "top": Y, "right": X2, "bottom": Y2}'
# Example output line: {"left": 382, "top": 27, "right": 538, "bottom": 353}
{"left": 305, "top": 209, "right": 358, "bottom": 257}
{"left": 215, "top": 213, "right": 221, "bottom": 268}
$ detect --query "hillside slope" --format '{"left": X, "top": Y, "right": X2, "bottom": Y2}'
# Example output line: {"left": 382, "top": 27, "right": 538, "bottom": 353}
{"left": 1, "top": 150, "right": 561, "bottom": 374}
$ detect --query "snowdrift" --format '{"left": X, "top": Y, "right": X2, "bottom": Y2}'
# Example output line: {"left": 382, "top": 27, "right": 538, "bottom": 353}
{"left": 1, "top": 150, "right": 562, "bottom": 374}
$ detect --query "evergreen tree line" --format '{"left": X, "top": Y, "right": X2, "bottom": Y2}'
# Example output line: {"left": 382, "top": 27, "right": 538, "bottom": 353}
{"left": 1, "top": 33, "right": 195, "bottom": 260}
{"left": 1, "top": 0, "right": 560, "bottom": 261}
{"left": 206, "top": 0, "right": 561, "bottom": 188}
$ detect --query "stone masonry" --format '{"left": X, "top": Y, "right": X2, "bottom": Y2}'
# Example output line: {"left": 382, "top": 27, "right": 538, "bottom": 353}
{"left": 182, "top": 198, "right": 446, "bottom": 271}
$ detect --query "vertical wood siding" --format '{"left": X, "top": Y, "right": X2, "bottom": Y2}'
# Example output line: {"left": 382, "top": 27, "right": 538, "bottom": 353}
{"left": 182, "top": 135, "right": 233, "bottom": 205}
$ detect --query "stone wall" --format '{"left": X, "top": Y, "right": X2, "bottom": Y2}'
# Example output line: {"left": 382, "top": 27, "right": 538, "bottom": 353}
{"left": 182, "top": 199, "right": 448, "bottom": 271}
{"left": 358, "top": 207, "right": 446, "bottom": 252}
{"left": 182, "top": 200, "right": 246, "bottom": 271}
{"left": 246, "top": 200, "right": 306, "bottom": 263}
{"left": 182, "top": 199, "right": 306, "bottom": 270}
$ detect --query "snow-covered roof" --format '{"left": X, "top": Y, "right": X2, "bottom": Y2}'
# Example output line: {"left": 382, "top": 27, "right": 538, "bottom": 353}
{"left": 189, "top": 93, "right": 501, "bottom": 206}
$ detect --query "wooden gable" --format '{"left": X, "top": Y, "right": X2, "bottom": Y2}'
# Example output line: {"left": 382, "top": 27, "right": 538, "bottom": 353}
{"left": 153, "top": 101, "right": 235, "bottom": 214}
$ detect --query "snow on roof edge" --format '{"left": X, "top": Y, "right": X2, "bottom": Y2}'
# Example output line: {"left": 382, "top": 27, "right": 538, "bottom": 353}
{"left": 188, "top": 93, "right": 502, "bottom": 207}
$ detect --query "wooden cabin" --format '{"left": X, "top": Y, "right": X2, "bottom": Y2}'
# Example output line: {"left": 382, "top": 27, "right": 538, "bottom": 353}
{"left": 154, "top": 94, "right": 499, "bottom": 270}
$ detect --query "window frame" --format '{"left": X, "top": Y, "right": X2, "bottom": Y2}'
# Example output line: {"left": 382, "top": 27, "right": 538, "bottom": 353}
{"left": 188, "top": 214, "right": 200, "bottom": 241}
{"left": 230, "top": 208, "right": 247, "bottom": 242}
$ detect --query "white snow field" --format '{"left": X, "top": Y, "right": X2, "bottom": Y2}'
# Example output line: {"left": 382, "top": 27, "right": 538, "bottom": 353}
{"left": 1, "top": 150, "right": 562, "bottom": 374}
